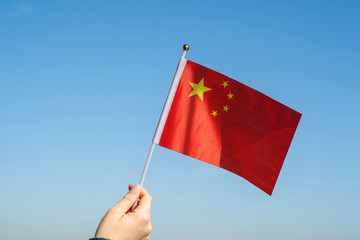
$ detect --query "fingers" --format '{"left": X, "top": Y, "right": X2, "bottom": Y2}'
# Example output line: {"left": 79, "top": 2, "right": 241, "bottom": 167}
{"left": 129, "top": 184, "right": 152, "bottom": 215}
{"left": 111, "top": 185, "right": 141, "bottom": 215}
{"left": 128, "top": 184, "right": 150, "bottom": 198}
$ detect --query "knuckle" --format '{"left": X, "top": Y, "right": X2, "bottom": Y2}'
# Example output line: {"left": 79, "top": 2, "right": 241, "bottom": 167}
{"left": 123, "top": 193, "right": 137, "bottom": 203}
{"left": 107, "top": 206, "right": 117, "bottom": 215}
{"left": 146, "top": 222, "right": 153, "bottom": 234}
{"left": 138, "top": 214, "right": 150, "bottom": 224}
{"left": 143, "top": 215, "right": 151, "bottom": 223}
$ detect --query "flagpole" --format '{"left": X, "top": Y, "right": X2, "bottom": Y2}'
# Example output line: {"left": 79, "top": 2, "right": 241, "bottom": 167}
{"left": 131, "top": 44, "right": 189, "bottom": 211}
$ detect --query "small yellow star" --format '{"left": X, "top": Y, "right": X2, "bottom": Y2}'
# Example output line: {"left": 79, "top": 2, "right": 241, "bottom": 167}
{"left": 211, "top": 110, "right": 218, "bottom": 117}
{"left": 227, "top": 92, "right": 234, "bottom": 99}
{"left": 223, "top": 105, "right": 229, "bottom": 112}
{"left": 222, "top": 81, "right": 229, "bottom": 88}
{"left": 189, "top": 77, "right": 212, "bottom": 101}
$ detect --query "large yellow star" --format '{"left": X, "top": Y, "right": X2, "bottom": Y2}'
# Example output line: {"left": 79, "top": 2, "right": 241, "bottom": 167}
{"left": 188, "top": 78, "right": 212, "bottom": 101}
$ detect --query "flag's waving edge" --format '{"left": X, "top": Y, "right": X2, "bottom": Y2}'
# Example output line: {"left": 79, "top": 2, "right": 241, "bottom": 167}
{"left": 153, "top": 57, "right": 188, "bottom": 144}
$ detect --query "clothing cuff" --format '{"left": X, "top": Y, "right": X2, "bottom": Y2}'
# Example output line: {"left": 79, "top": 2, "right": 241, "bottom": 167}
{"left": 89, "top": 238, "right": 111, "bottom": 240}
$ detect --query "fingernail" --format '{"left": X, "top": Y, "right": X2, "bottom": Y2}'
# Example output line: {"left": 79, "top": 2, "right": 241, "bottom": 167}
{"left": 130, "top": 185, "right": 140, "bottom": 194}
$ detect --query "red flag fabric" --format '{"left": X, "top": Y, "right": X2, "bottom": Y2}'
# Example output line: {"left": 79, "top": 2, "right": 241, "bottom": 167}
{"left": 154, "top": 58, "right": 301, "bottom": 195}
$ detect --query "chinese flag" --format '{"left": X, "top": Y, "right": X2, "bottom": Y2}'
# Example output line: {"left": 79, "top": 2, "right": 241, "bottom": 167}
{"left": 153, "top": 58, "right": 301, "bottom": 195}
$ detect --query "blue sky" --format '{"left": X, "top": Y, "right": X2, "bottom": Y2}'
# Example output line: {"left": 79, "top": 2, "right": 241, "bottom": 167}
{"left": 0, "top": 1, "right": 359, "bottom": 239}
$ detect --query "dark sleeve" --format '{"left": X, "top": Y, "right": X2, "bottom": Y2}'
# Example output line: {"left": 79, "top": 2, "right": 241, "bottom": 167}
{"left": 89, "top": 238, "right": 111, "bottom": 240}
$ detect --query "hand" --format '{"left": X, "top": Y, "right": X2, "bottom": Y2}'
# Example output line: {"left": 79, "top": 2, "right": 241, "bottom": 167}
{"left": 94, "top": 184, "right": 152, "bottom": 240}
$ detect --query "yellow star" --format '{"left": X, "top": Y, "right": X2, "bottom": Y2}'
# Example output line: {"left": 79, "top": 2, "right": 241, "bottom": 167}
{"left": 227, "top": 92, "right": 234, "bottom": 99}
{"left": 223, "top": 105, "right": 229, "bottom": 112}
{"left": 222, "top": 80, "right": 229, "bottom": 88}
{"left": 211, "top": 110, "right": 218, "bottom": 117}
{"left": 188, "top": 78, "right": 212, "bottom": 101}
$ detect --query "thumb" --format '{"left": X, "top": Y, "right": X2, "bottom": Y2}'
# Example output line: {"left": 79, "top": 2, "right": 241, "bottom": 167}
{"left": 112, "top": 185, "right": 141, "bottom": 215}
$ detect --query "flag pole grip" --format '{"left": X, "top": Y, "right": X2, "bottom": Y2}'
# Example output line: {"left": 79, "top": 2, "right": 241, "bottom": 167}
{"left": 131, "top": 142, "right": 155, "bottom": 211}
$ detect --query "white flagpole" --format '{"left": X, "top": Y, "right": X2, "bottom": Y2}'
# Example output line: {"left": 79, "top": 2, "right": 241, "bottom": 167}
{"left": 131, "top": 44, "right": 189, "bottom": 211}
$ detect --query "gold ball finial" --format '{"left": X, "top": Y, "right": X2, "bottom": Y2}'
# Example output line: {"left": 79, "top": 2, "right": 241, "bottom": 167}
{"left": 183, "top": 44, "right": 189, "bottom": 51}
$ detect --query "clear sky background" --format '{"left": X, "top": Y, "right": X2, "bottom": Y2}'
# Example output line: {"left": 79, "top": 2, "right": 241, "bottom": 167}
{"left": 1, "top": 1, "right": 359, "bottom": 239}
